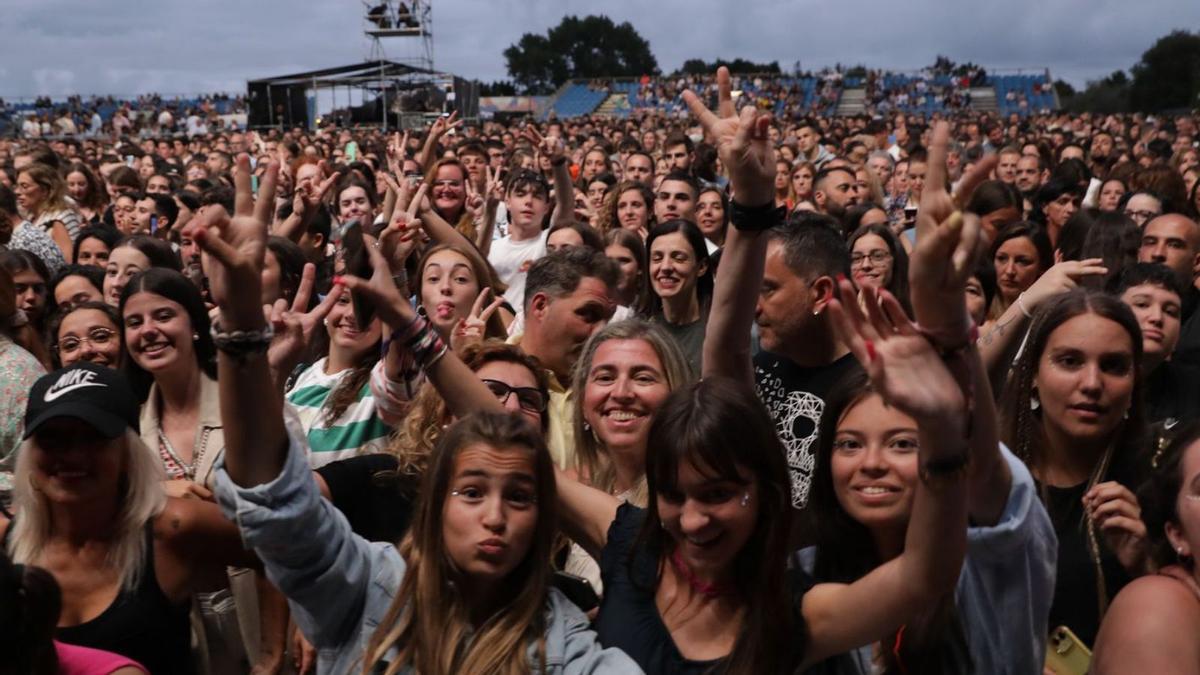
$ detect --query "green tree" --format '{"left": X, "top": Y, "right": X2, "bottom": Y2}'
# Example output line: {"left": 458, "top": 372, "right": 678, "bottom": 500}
{"left": 1129, "top": 30, "right": 1200, "bottom": 112}
{"left": 1053, "top": 79, "right": 1076, "bottom": 99}
{"left": 678, "top": 58, "right": 781, "bottom": 76}
{"left": 479, "top": 80, "right": 516, "bottom": 96}
{"left": 503, "top": 15, "right": 659, "bottom": 94}
{"left": 1064, "top": 71, "right": 1132, "bottom": 114}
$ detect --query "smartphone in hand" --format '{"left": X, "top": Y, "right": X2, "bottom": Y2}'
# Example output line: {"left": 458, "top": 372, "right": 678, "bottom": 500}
{"left": 340, "top": 222, "right": 378, "bottom": 326}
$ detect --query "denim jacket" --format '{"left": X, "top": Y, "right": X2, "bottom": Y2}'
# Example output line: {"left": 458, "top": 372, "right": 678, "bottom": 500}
{"left": 214, "top": 415, "right": 641, "bottom": 675}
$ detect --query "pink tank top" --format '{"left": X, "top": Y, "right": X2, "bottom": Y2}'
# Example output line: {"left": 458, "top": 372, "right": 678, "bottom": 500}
{"left": 53, "top": 641, "right": 148, "bottom": 674}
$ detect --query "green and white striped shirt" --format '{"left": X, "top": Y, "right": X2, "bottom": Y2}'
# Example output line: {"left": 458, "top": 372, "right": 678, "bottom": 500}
{"left": 285, "top": 358, "right": 391, "bottom": 468}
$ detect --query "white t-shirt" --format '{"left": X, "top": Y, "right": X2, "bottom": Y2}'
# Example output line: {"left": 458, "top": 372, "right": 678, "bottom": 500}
{"left": 489, "top": 229, "right": 548, "bottom": 309}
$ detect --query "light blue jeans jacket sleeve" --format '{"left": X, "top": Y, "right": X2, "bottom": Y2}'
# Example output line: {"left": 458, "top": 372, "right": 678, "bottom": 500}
{"left": 214, "top": 414, "right": 640, "bottom": 674}
{"left": 212, "top": 412, "right": 405, "bottom": 662}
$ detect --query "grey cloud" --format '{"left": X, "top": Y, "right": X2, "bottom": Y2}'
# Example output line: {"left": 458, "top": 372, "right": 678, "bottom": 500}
{"left": 2, "top": 0, "right": 1198, "bottom": 98}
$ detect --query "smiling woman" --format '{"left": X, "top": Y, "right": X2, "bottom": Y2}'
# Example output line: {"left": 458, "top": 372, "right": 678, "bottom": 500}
{"left": 645, "top": 219, "right": 713, "bottom": 375}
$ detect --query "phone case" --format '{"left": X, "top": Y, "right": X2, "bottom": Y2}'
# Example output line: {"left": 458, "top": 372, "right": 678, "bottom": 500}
{"left": 340, "top": 223, "right": 378, "bottom": 326}
{"left": 1044, "top": 625, "right": 1091, "bottom": 675}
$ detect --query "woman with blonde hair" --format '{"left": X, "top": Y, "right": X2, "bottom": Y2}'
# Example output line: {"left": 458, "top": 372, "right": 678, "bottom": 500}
{"left": 570, "top": 319, "right": 692, "bottom": 503}
{"left": 2, "top": 362, "right": 253, "bottom": 674}
{"left": 15, "top": 163, "right": 81, "bottom": 261}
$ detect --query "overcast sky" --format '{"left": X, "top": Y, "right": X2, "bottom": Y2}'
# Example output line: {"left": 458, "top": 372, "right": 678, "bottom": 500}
{"left": 3, "top": 0, "right": 1198, "bottom": 99}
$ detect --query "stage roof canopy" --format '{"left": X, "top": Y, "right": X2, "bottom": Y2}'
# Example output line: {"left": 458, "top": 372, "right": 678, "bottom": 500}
{"left": 248, "top": 60, "right": 438, "bottom": 88}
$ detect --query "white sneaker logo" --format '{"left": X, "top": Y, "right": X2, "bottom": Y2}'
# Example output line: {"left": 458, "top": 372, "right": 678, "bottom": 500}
{"left": 43, "top": 370, "right": 106, "bottom": 402}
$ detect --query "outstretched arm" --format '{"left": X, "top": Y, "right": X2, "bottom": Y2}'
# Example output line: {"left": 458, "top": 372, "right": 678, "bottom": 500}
{"left": 802, "top": 281, "right": 971, "bottom": 665}
{"left": 335, "top": 232, "right": 502, "bottom": 420}
{"left": 184, "top": 155, "right": 290, "bottom": 486}
{"left": 415, "top": 112, "right": 461, "bottom": 173}
{"left": 525, "top": 127, "right": 574, "bottom": 228}
{"left": 912, "top": 121, "right": 1009, "bottom": 526}
{"left": 687, "top": 68, "right": 777, "bottom": 387}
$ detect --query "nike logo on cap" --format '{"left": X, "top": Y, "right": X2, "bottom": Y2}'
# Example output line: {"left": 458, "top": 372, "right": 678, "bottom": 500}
{"left": 43, "top": 370, "right": 108, "bottom": 402}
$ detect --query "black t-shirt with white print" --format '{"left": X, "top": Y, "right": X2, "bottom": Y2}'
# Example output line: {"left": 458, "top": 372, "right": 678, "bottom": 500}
{"left": 753, "top": 351, "right": 861, "bottom": 510}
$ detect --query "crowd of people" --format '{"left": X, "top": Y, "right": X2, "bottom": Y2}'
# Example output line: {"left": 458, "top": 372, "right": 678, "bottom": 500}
{"left": 1, "top": 64, "right": 1200, "bottom": 674}
{"left": 3, "top": 94, "right": 247, "bottom": 140}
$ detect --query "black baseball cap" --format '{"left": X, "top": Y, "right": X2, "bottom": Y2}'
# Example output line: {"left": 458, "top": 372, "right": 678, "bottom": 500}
{"left": 23, "top": 363, "right": 139, "bottom": 440}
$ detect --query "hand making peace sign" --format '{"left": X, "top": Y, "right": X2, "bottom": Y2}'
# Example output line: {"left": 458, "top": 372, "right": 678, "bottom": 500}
{"left": 682, "top": 66, "right": 776, "bottom": 206}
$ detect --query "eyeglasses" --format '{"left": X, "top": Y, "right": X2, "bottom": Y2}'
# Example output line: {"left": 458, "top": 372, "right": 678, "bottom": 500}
{"left": 482, "top": 379, "right": 547, "bottom": 413}
{"left": 850, "top": 250, "right": 892, "bottom": 267}
{"left": 55, "top": 328, "right": 117, "bottom": 355}
{"left": 1125, "top": 209, "right": 1160, "bottom": 223}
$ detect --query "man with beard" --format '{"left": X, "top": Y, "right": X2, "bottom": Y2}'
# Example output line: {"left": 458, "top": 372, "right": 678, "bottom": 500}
{"left": 811, "top": 166, "right": 859, "bottom": 224}
{"left": 1089, "top": 131, "right": 1116, "bottom": 177}
{"left": 514, "top": 248, "right": 618, "bottom": 467}
{"left": 1015, "top": 153, "right": 1046, "bottom": 195}
{"left": 754, "top": 213, "right": 859, "bottom": 528}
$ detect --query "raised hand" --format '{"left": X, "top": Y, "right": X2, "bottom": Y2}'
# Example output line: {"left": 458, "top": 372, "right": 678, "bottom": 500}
{"left": 910, "top": 124, "right": 991, "bottom": 345}
{"left": 484, "top": 165, "right": 505, "bottom": 205}
{"left": 827, "top": 277, "right": 966, "bottom": 431}
{"left": 464, "top": 178, "right": 486, "bottom": 223}
{"left": 429, "top": 111, "right": 461, "bottom": 140}
{"left": 334, "top": 233, "right": 414, "bottom": 331}
{"left": 918, "top": 121, "right": 997, "bottom": 240}
{"left": 266, "top": 263, "right": 343, "bottom": 382}
{"left": 523, "top": 126, "right": 565, "bottom": 164}
{"left": 378, "top": 183, "right": 428, "bottom": 272}
{"left": 1085, "top": 481, "right": 1149, "bottom": 574}
{"left": 183, "top": 154, "right": 278, "bottom": 328}
{"left": 682, "top": 66, "right": 775, "bottom": 205}
{"left": 1021, "top": 258, "right": 1108, "bottom": 309}
{"left": 386, "top": 130, "right": 409, "bottom": 176}
{"left": 451, "top": 287, "right": 504, "bottom": 355}
{"left": 293, "top": 161, "right": 337, "bottom": 222}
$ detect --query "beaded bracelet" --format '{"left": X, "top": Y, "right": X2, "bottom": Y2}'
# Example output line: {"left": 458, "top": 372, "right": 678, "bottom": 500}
{"left": 210, "top": 321, "right": 274, "bottom": 357}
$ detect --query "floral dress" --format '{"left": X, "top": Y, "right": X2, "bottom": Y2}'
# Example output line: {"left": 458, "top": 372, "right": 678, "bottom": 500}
{"left": 0, "top": 334, "right": 47, "bottom": 503}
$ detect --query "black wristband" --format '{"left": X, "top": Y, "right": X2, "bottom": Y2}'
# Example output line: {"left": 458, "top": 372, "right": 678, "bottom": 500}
{"left": 551, "top": 156, "right": 567, "bottom": 167}
{"left": 728, "top": 200, "right": 786, "bottom": 231}
{"left": 919, "top": 452, "right": 971, "bottom": 483}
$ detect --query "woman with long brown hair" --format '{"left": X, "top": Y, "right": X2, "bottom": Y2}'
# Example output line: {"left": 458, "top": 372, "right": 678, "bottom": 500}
{"left": 425, "top": 158, "right": 477, "bottom": 240}
{"left": 605, "top": 181, "right": 655, "bottom": 238}
{"left": 999, "top": 289, "right": 1153, "bottom": 647}
{"left": 64, "top": 162, "right": 109, "bottom": 226}
{"left": 185, "top": 177, "right": 637, "bottom": 672}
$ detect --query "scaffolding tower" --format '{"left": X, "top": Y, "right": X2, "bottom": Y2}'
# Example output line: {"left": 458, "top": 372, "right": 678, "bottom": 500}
{"left": 362, "top": 0, "right": 433, "bottom": 70}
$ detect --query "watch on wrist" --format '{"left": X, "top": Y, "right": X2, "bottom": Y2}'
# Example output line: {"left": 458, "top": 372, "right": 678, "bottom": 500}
{"left": 728, "top": 200, "right": 786, "bottom": 231}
